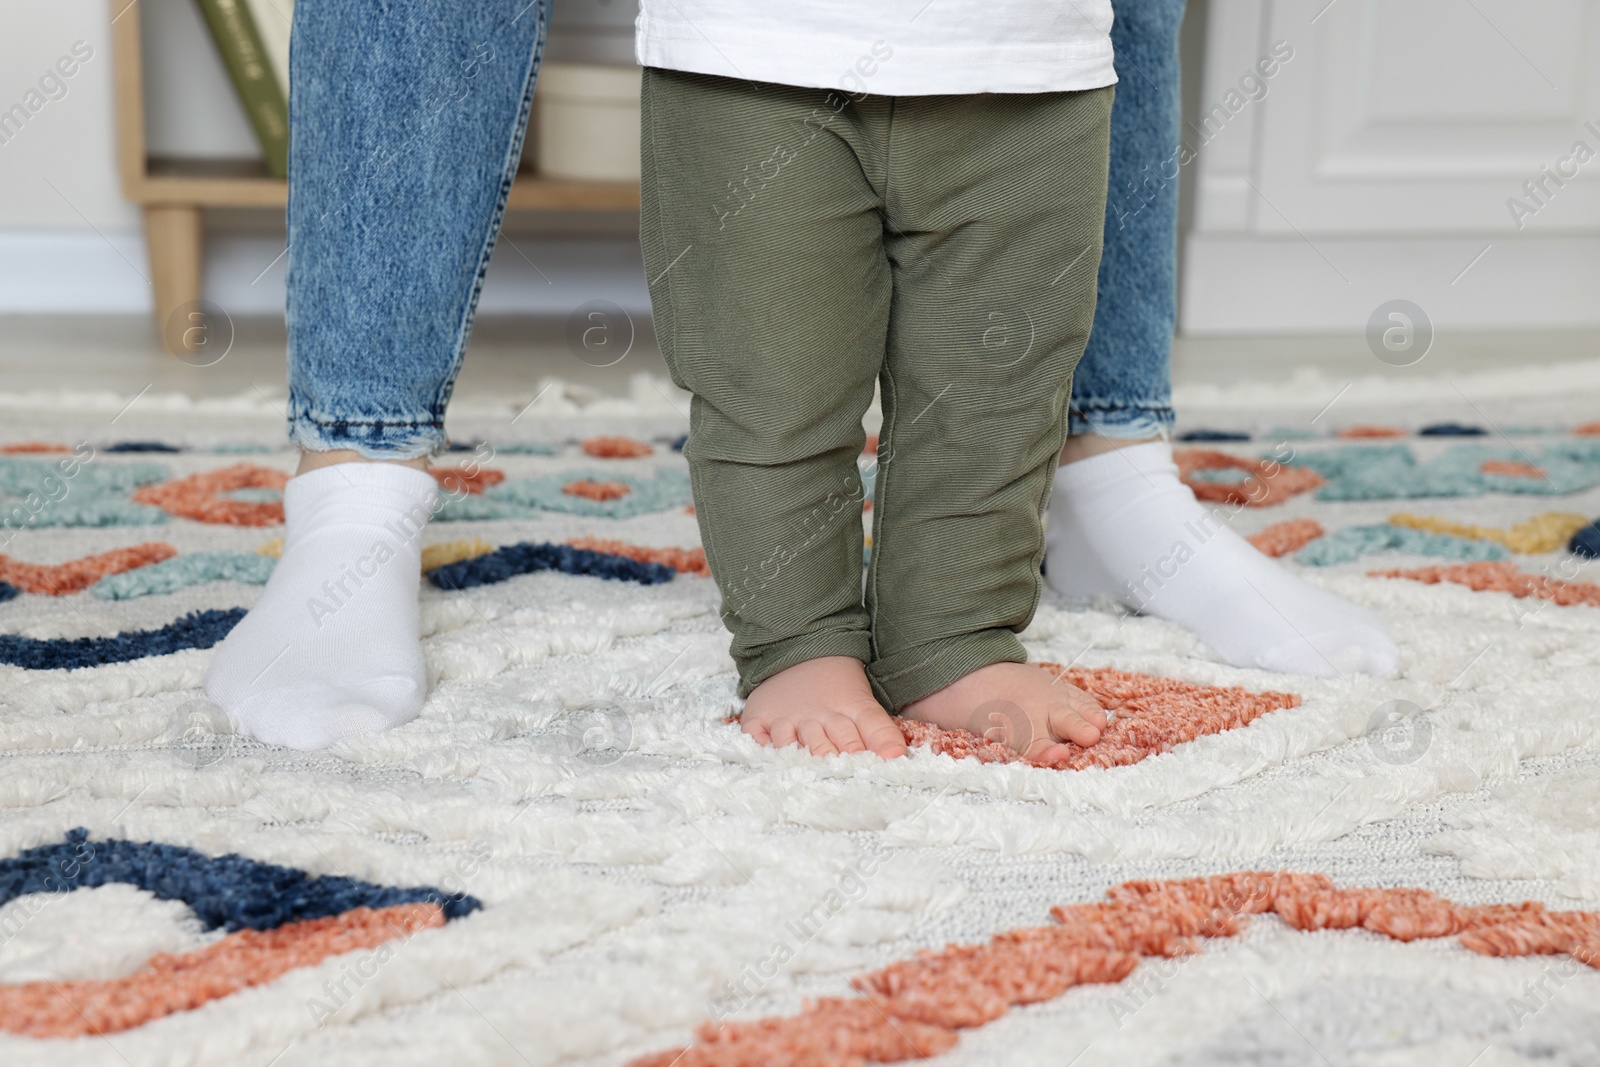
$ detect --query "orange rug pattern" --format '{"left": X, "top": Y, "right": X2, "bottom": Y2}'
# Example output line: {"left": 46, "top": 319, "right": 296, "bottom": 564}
{"left": 0, "top": 543, "right": 177, "bottom": 596}
{"left": 630, "top": 873, "right": 1599, "bottom": 1067}
{"left": 1173, "top": 449, "right": 1324, "bottom": 507}
{"left": 0, "top": 442, "right": 72, "bottom": 454}
{"left": 1479, "top": 459, "right": 1545, "bottom": 479}
{"left": 429, "top": 466, "right": 505, "bottom": 496}
{"left": 0, "top": 902, "right": 443, "bottom": 1038}
{"left": 1372, "top": 560, "right": 1600, "bottom": 608}
{"left": 1246, "top": 518, "right": 1325, "bottom": 557}
{"left": 132, "top": 464, "right": 289, "bottom": 526}
{"left": 1337, "top": 425, "right": 1407, "bottom": 438}
{"left": 568, "top": 536, "right": 709, "bottom": 576}
{"left": 582, "top": 436, "right": 655, "bottom": 458}
{"left": 563, "top": 479, "right": 632, "bottom": 501}
{"left": 896, "top": 665, "right": 1300, "bottom": 772}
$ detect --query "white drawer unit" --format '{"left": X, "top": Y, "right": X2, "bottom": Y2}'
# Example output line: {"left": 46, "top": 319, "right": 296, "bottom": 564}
{"left": 1183, "top": 0, "right": 1600, "bottom": 333}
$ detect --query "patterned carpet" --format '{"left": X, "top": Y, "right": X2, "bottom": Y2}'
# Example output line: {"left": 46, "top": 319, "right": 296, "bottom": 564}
{"left": 2, "top": 363, "right": 1599, "bottom": 1066}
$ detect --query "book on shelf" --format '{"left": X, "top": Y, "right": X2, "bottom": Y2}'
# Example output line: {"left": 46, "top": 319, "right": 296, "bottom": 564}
{"left": 247, "top": 0, "right": 293, "bottom": 102}
{"left": 192, "top": 0, "right": 293, "bottom": 178}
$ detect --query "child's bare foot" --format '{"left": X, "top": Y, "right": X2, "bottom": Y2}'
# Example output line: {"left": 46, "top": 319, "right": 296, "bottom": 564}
{"left": 900, "top": 662, "right": 1107, "bottom": 763}
{"left": 740, "top": 657, "right": 909, "bottom": 759}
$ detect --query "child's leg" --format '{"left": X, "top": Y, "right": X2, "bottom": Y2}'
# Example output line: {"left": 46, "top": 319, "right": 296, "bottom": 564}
{"left": 638, "top": 69, "right": 906, "bottom": 758}
{"left": 205, "top": 0, "right": 548, "bottom": 749}
{"left": 865, "top": 88, "right": 1115, "bottom": 761}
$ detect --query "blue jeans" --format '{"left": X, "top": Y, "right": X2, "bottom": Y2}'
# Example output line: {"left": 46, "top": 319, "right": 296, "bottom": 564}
{"left": 1068, "top": 0, "right": 1186, "bottom": 440}
{"left": 284, "top": 0, "right": 547, "bottom": 458}
{"left": 281, "top": 0, "right": 1180, "bottom": 454}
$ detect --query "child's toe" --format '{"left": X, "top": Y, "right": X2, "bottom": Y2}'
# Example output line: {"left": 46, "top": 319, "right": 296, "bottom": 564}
{"left": 856, "top": 713, "right": 909, "bottom": 759}
{"left": 798, "top": 720, "right": 839, "bottom": 756}
{"left": 823, "top": 714, "right": 870, "bottom": 754}
{"left": 1050, "top": 707, "right": 1102, "bottom": 748}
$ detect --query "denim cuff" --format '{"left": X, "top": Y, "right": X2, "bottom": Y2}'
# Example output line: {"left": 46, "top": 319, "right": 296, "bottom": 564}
{"left": 287, "top": 410, "right": 445, "bottom": 461}
{"left": 1067, "top": 401, "right": 1175, "bottom": 440}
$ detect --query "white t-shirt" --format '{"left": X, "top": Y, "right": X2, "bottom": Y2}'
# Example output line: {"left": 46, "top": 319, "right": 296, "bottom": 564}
{"left": 634, "top": 3, "right": 1116, "bottom": 97}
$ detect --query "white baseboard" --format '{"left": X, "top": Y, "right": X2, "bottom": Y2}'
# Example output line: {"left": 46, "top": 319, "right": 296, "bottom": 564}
{"left": 1181, "top": 233, "right": 1600, "bottom": 335}
{"left": 0, "top": 230, "right": 654, "bottom": 318}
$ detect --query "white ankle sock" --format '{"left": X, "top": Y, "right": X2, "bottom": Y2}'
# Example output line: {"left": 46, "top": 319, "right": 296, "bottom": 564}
{"left": 1046, "top": 442, "right": 1399, "bottom": 678}
{"left": 204, "top": 462, "right": 439, "bottom": 750}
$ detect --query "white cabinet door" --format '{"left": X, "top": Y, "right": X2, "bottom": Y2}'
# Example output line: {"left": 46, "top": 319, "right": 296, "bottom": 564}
{"left": 1183, "top": 0, "right": 1600, "bottom": 332}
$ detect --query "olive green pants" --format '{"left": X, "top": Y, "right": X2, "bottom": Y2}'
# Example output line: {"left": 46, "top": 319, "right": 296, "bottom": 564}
{"left": 639, "top": 69, "right": 1112, "bottom": 709}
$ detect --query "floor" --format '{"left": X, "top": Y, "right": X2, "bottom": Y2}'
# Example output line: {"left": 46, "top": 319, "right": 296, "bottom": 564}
{"left": 1, "top": 313, "right": 1595, "bottom": 406}
{"left": 0, "top": 315, "right": 667, "bottom": 403}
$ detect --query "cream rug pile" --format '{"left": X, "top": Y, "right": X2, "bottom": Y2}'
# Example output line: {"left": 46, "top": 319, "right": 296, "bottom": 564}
{"left": 2, "top": 361, "right": 1599, "bottom": 1066}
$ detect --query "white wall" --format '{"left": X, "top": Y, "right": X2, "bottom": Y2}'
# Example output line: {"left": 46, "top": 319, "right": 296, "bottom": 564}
{"left": 0, "top": 2, "right": 139, "bottom": 230}
{"left": 0, "top": 1, "right": 151, "bottom": 312}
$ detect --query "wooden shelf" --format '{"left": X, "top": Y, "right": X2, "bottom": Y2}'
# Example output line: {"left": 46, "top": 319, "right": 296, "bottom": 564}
{"left": 110, "top": 0, "right": 640, "bottom": 353}
{"left": 133, "top": 161, "right": 640, "bottom": 212}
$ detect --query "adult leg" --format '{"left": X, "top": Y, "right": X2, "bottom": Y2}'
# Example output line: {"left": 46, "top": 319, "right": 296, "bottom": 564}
{"left": 1048, "top": 0, "right": 1397, "bottom": 678}
{"left": 205, "top": 0, "right": 549, "bottom": 749}
{"left": 1065, "top": 0, "right": 1186, "bottom": 451}
{"left": 638, "top": 69, "right": 907, "bottom": 759}
{"left": 867, "top": 88, "right": 1114, "bottom": 760}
